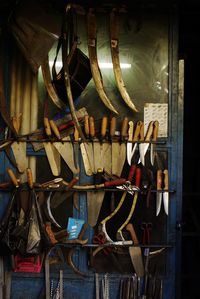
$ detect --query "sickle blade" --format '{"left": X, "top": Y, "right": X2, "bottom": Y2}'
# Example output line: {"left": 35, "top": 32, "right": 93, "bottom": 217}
{"left": 110, "top": 9, "right": 138, "bottom": 113}
{"left": 87, "top": 9, "right": 118, "bottom": 115}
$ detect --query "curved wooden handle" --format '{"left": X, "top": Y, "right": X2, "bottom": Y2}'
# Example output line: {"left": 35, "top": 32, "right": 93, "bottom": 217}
{"left": 101, "top": 116, "right": 108, "bottom": 138}
{"left": 74, "top": 126, "right": 79, "bottom": 142}
{"left": 157, "top": 170, "right": 163, "bottom": 191}
{"left": 133, "top": 121, "right": 142, "bottom": 142}
{"left": 89, "top": 116, "right": 95, "bottom": 138}
{"left": 121, "top": 117, "right": 128, "bottom": 138}
{"left": 152, "top": 121, "right": 159, "bottom": 141}
{"left": 6, "top": 168, "right": 19, "bottom": 187}
{"left": 26, "top": 168, "right": 33, "bottom": 189}
{"left": 126, "top": 223, "right": 139, "bottom": 245}
{"left": 84, "top": 115, "right": 90, "bottom": 137}
{"left": 49, "top": 120, "right": 61, "bottom": 139}
{"left": 145, "top": 121, "right": 154, "bottom": 142}
{"left": 110, "top": 116, "right": 116, "bottom": 137}
{"left": 163, "top": 169, "right": 169, "bottom": 191}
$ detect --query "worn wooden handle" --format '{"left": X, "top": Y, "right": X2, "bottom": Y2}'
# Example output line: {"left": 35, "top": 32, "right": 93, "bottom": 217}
{"left": 27, "top": 168, "right": 33, "bottom": 188}
{"left": 101, "top": 116, "right": 108, "bottom": 138}
{"left": 121, "top": 117, "right": 129, "bottom": 138}
{"left": 43, "top": 117, "right": 51, "bottom": 137}
{"left": 49, "top": 120, "right": 61, "bottom": 139}
{"left": 89, "top": 116, "right": 95, "bottom": 138}
{"left": 163, "top": 169, "right": 169, "bottom": 191}
{"left": 126, "top": 223, "right": 139, "bottom": 245}
{"left": 128, "top": 121, "right": 134, "bottom": 142}
{"left": 110, "top": 116, "right": 116, "bottom": 137}
{"left": 133, "top": 121, "right": 142, "bottom": 142}
{"left": 145, "top": 121, "right": 154, "bottom": 142}
{"left": 84, "top": 115, "right": 90, "bottom": 137}
{"left": 157, "top": 169, "right": 163, "bottom": 190}
{"left": 74, "top": 126, "right": 79, "bottom": 142}
{"left": 6, "top": 168, "right": 19, "bottom": 187}
{"left": 139, "top": 122, "right": 144, "bottom": 141}
{"left": 152, "top": 121, "right": 159, "bottom": 141}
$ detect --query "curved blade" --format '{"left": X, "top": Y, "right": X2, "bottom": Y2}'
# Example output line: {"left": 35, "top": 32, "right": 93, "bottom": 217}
{"left": 156, "top": 193, "right": 162, "bottom": 216}
{"left": 110, "top": 9, "right": 138, "bottom": 113}
{"left": 87, "top": 9, "right": 118, "bottom": 114}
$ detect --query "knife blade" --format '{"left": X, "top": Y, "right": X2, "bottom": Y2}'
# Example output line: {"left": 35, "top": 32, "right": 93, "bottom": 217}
{"left": 117, "top": 117, "right": 128, "bottom": 176}
{"left": 138, "top": 121, "right": 154, "bottom": 165}
{"left": 126, "top": 120, "right": 134, "bottom": 166}
{"left": 126, "top": 223, "right": 144, "bottom": 278}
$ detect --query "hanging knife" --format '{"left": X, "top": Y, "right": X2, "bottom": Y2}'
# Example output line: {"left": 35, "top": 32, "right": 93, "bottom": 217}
{"left": 163, "top": 169, "right": 169, "bottom": 215}
{"left": 156, "top": 169, "right": 163, "bottom": 216}
{"left": 150, "top": 120, "right": 159, "bottom": 166}
{"left": 138, "top": 121, "right": 154, "bottom": 165}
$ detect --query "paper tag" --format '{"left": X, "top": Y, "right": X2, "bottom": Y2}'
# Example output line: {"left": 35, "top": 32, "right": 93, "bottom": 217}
{"left": 67, "top": 217, "right": 85, "bottom": 239}
{"left": 144, "top": 103, "right": 168, "bottom": 137}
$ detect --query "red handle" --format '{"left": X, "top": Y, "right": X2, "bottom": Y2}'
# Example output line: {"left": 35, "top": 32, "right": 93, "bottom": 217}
{"left": 127, "top": 164, "right": 136, "bottom": 183}
{"left": 104, "top": 178, "right": 126, "bottom": 187}
{"left": 135, "top": 167, "right": 141, "bottom": 188}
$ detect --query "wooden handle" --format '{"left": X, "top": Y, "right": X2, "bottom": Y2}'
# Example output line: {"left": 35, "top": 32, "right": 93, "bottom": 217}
{"left": 157, "top": 170, "right": 163, "bottom": 191}
{"left": 6, "top": 168, "right": 19, "bottom": 187}
{"left": 152, "top": 121, "right": 159, "bottom": 141}
{"left": 89, "top": 116, "right": 95, "bottom": 138}
{"left": 128, "top": 121, "right": 134, "bottom": 142}
{"left": 43, "top": 117, "right": 51, "bottom": 137}
{"left": 110, "top": 117, "right": 116, "bottom": 137}
{"left": 26, "top": 168, "right": 33, "bottom": 188}
{"left": 49, "top": 120, "right": 61, "bottom": 139}
{"left": 163, "top": 169, "right": 169, "bottom": 191}
{"left": 84, "top": 115, "right": 90, "bottom": 137}
{"left": 101, "top": 117, "right": 108, "bottom": 138}
{"left": 126, "top": 223, "right": 139, "bottom": 245}
{"left": 104, "top": 178, "right": 126, "bottom": 187}
{"left": 139, "top": 122, "right": 144, "bottom": 141}
{"left": 127, "top": 164, "right": 136, "bottom": 182}
{"left": 133, "top": 121, "right": 142, "bottom": 142}
{"left": 74, "top": 126, "right": 79, "bottom": 142}
{"left": 145, "top": 121, "right": 154, "bottom": 142}
{"left": 121, "top": 117, "right": 129, "bottom": 138}
{"left": 67, "top": 177, "right": 79, "bottom": 189}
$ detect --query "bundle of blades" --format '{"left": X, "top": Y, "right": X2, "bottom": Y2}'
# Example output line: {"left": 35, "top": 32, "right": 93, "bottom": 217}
{"left": 43, "top": 117, "right": 61, "bottom": 176}
{"left": 51, "top": 120, "right": 80, "bottom": 176}
{"left": 109, "top": 8, "right": 138, "bottom": 113}
{"left": 111, "top": 117, "right": 128, "bottom": 177}
{"left": 87, "top": 8, "right": 118, "bottom": 115}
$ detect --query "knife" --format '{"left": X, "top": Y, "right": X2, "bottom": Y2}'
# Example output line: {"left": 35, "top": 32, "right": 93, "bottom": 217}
{"left": 150, "top": 121, "right": 159, "bottom": 166}
{"left": 156, "top": 169, "right": 163, "bottom": 216}
{"left": 126, "top": 121, "right": 134, "bottom": 166}
{"left": 117, "top": 117, "right": 129, "bottom": 176}
{"left": 126, "top": 223, "right": 144, "bottom": 278}
{"left": 163, "top": 169, "right": 169, "bottom": 215}
{"left": 138, "top": 121, "right": 154, "bottom": 165}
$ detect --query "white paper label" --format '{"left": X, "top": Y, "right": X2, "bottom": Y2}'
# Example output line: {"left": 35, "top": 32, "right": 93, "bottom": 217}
{"left": 144, "top": 103, "right": 168, "bottom": 137}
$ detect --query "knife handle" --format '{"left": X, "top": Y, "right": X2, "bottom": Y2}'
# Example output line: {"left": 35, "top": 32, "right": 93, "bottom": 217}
{"left": 145, "top": 121, "right": 154, "bottom": 142}
{"left": 104, "top": 178, "right": 126, "bottom": 187}
{"left": 89, "top": 116, "right": 95, "bottom": 138}
{"left": 163, "top": 169, "right": 169, "bottom": 191}
{"left": 49, "top": 120, "right": 61, "bottom": 139}
{"left": 74, "top": 126, "right": 79, "bottom": 142}
{"left": 26, "top": 168, "right": 33, "bottom": 189}
{"left": 135, "top": 167, "right": 141, "bottom": 188}
{"left": 67, "top": 177, "right": 79, "bottom": 189}
{"left": 101, "top": 116, "right": 108, "bottom": 138}
{"left": 133, "top": 121, "right": 142, "bottom": 142}
{"left": 128, "top": 121, "right": 134, "bottom": 142}
{"left": 139, "top": 122, "right": 144, "bottom": 141}
{"left": 44, "top": 117, "right": 51, "bottom": 137}
{"left": 157, "top": 170, "right": 163, "bottom": 191}
{"left": 152, "top": 120, "right": 159, "bottom": 141}
{"left": 126, "top": 223, "right": 139, "bottom": 245}
{"left": 121, "top": 117, "right": 129, "bottom": 139}
{"left": 127, "top": 164, "right": 136, "bottom": 182}
{"left": 84, "top": 115, "right": 90, "bottom": 137}
{"left": 7, "top": 168, "right": 19, "bottom": 188}
{"left": 110, "top": 116, "right": 116, "bottom": 137}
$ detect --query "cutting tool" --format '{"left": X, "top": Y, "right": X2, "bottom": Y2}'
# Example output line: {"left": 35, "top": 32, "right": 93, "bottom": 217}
{"left": 127, "top": 121, "right": 142, "bottom": 166}
{"left": 150, "top": 121, "right": 159, "bottom": 166}
{"left": 138, "top": 121, "right": 154, "bottom": 165}
{"left": 156, "top": 169, "right": 169, "bottom": 216}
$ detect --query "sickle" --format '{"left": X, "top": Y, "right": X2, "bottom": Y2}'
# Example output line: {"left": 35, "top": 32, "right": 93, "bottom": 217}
{"left": 46, "top": 192, "right": 62, "bottom": 228}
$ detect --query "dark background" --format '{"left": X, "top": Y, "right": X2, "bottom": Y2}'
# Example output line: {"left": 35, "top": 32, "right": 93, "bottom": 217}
{"left": 1, "top": 0, "right": 200, "bottom": 298}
